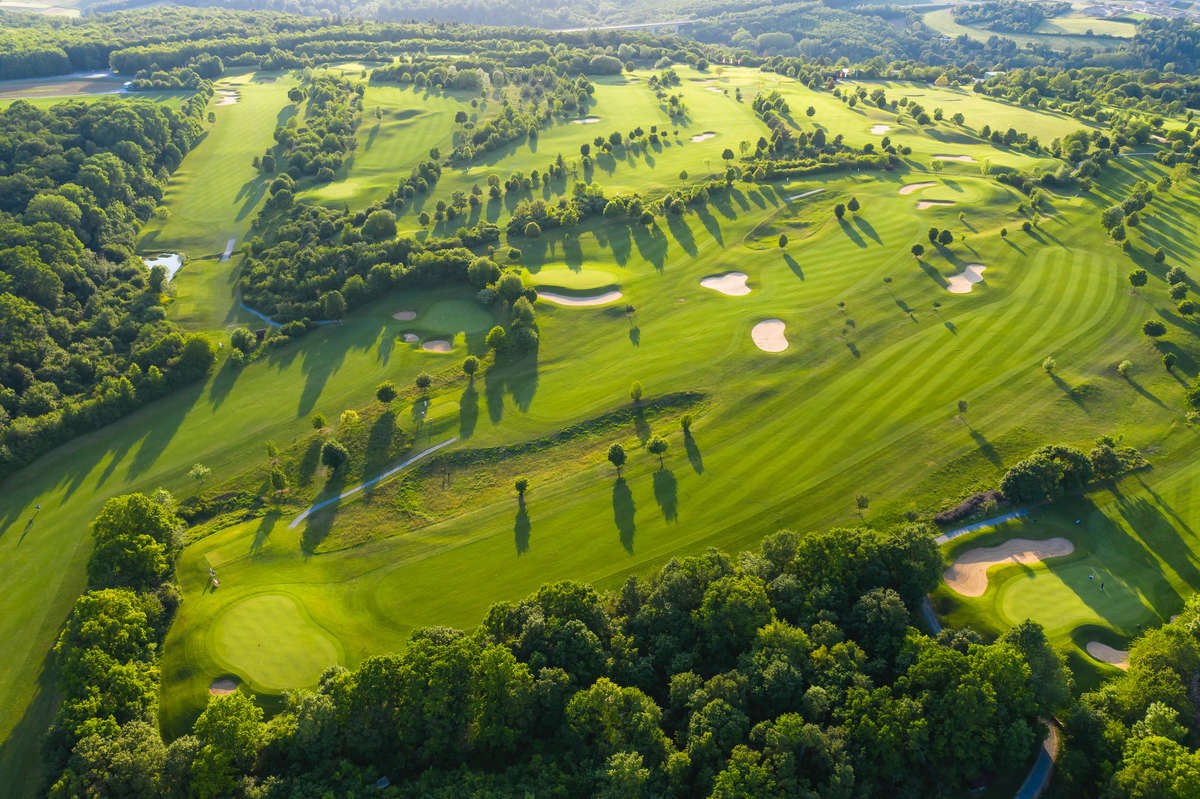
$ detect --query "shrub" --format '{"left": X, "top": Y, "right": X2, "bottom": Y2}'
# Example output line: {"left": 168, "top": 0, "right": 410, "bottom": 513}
{"left": 1143, "top": 320, "right": 1167, "bottom": 337}
{"left": 321, "top": 440, "right": 349, "bottom": 470}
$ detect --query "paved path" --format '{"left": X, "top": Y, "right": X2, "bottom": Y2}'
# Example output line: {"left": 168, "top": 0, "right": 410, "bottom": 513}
{"left": 220, "top": 238, "right": 236, "bottom": 261}
{"left": 288, "top": 437, "right": 457, "bottom": 528}
{"left": 1015, "top": 719, "right": 1060, "bottom": 799}
{"left": 935, "top": 508, "right": 1029, "bottom": 544}
{"left": 786, "top": 188, "right": 825, "bottom": 201}
{"left": 921, "top": 596, "right": 942, "bottom": 634}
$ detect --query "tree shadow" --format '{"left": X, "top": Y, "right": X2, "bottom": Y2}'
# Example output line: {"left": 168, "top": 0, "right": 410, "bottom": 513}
{"left": 653, "top": 468, "right": 678, "bottom": 522}
{"left": 917, "top": 259, "right": 949, "bottom": 288}
{"left": 514, "top": 497, "right": 530, "bottom": 555}
{"left": 126, "top": 380, "right": 204, "bottom": 480}
{"left": 1048, "top": 372, "right": 1086, "bottom": 409}
{"left": 362, "top": 410, "right": 396, "bottom": 491}
{"left": 1121, "top": 375, "right": 1166, "bottom": 408}
{"left": 695, "top": 206, "right": 723, "bottom": 247}
{"left": 969, "top": 429, "right": 1003, "bottom": 467}
{"left": 854, "top": 216, "right": 881, "bottom": 245}
{"left": 250, "top": 510, "right": 282, "bottom": 552}
{"left": 838, "top": 218, "right": 866, "bottom": 248}
{"left": 629, "top": 326, "right": 640, "bottom": 347}
{"left": 207, "top": 358, "right": 241, "bottom": 410}
{"left": 783, "top": 253, "right": 804, "bottom": 279}
{"left": 666, "top": 213, "right": 697, "bottom": 257}
{"left": 613, "top": 477, "right": 635, "bottom": 553}
{"left": 459, "top": 383, "right": 479, "bottom": 439}
{"left": 684, "top": 430, "right": 704, "bottom": 474}
{"left": 296, "top": 436, "right": 323, "bottom": 488}
{"left": 301, "top": 468, "right": 345, "bottom": 553}
{"left": 1003, "top": 238, "right": 1026, "bottom": 254}
{"left": 632, "top": 406, "right": 651, "bottom": 443}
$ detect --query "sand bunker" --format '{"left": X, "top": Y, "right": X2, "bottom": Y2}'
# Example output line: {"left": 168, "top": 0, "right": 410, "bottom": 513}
{"left": 401, "top": 333, "right": 419, "bottom": 343}
{"left": 142, "top": 253, "right": 183, "bottom": 280}
{"left": 899, "top": 182, "right": 936, "bottom": 195}
{"left": 933, "top": 154, "right": 977, "bottom": 163}
{"left": 943, "top": 537, "right": 1074, "bottom": 597}
{"left": 1086, "top": 642, "right": 1130, "bottom": 670}
{"left": 537, "top": 289, "right": 623, "bottom": 307}
{"left": 209, "top": 678, "right": 239, "bottom": 695}
{"left": 870, "top": 124, "right": 891, "bottom": 134}
{"left": 946, "top": 264, "right": 987, "bottom": 294}
{"left": 706, "top": 86, "right": 725, "bottom": 94}
{"left": 690, "top": 131, "right": 716, "bottom": 143}
{"left": 214, "top": 89, "right": 239, "bottom": 106}
{"left": 916, "top": 200, "right": 956, "bottom": 209}
{"left": 751, "top": 319, "right": 788, "bottom": 352}
{"left": 571, "top": 117, "right": 601, "bottom": 124}
{"left": 421, "top": 339, "right": 452, "bottom": 352}
{"left": 701, "top": 272, "right": 750, "bottom": 296}
{"left": 392, "top": 310, "right": 417, "bottom": 321}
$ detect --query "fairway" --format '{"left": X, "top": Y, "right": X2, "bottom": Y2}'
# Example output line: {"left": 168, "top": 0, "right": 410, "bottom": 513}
{"left": 6, "top": 52, "right": 1200, "bottom": 793}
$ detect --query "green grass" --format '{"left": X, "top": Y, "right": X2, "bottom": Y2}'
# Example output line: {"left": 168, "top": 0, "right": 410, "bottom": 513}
{"left": 138, "top": 70, "right": 299, "bottom": 331}
{"left": 922, "top": 8, "right": 1129, "bottom": 51}
{"left": 3, "top": 65, "right": 1200, "bottom": 786}
{"left": 211, "top": 593, "right": 343, "bottom": 691}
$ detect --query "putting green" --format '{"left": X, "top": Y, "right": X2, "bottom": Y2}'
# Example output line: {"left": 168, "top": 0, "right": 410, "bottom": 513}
{"left": 211, "top": 593, "right": 341, "bottom": 691}
{"left": 530, "top": 266, "right": 623, "bottom": 290}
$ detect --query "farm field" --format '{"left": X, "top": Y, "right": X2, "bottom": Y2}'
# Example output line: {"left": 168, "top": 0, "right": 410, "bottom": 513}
{"left": 4, "top": 55, "right": 1200, "bottom": 795}
{"left": 922, "top": 8, "right": 1131, "bottom": 51}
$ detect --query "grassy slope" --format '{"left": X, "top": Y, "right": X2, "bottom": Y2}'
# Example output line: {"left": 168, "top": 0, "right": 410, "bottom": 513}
{"left": 138, "top": 71, "right": 299, "bottom": 332}
{"left": 922, "top": 8, "right": 1129, "bottom": 51}
{"left": 2, "top": 64, "right": 1199, "bottom": 779}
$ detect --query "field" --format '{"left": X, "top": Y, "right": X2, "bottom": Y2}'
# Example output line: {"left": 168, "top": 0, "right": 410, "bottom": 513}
{"left": 3, "top": 62, "right": 1200, "bottom": 788}
{"left": 922, "top": 8, "right": 1132, "bottom": 51}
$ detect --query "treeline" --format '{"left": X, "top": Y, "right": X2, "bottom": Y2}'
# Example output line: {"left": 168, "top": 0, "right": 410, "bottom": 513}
{"left": 260, "top": 73, "right": 362, "bottom": 181}
{"left": 952, "top": 0, "right": 1071, "bottom": 34}
{"left": 0, "top": 95, "right": 218, "bottom": 479}
{"left": 128, "top": 54, "right": 223, "bottom": 90}
{"left": 44, "top": 491, "right": 184, "bottom": 796}
{"left": 47, "top": 517, "right": 1082, "bottom": 798}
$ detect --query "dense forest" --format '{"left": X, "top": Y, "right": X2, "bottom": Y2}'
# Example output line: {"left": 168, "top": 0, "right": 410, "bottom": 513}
{"left": 0, "top": 96, "right": 217, "bottom": 478}
{"left": 47, "top": 487, "right": 1200, "bottom": 798}
{"left": 952, "top": 1, "right": 1072, "bottom": 35}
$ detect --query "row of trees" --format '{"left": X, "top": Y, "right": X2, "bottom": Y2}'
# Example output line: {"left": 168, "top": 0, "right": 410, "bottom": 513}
{"left": 47, "top": 517, "right": 1082, "bottom": 798}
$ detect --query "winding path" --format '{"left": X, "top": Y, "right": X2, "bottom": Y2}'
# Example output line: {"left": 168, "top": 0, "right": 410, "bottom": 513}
{"left": 935, "top": 508, "right": 1030, "bottom": 544}
{"left": 288, "top": 438, "right": 457, "bottom": 528}
{"left": 1015, "top": 719, "right": 1061, "bottom": 799}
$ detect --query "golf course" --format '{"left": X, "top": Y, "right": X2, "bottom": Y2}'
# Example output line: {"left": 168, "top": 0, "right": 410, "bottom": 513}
{"left": 4, "top": 10, "right": 1200, "bottom": 793}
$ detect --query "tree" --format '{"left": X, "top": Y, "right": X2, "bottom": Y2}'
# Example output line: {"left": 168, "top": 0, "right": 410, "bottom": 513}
{"left": 834, "top": 203, "right": 846, "bottom": 219}
{"left": 681, "top": 414, "right": 693, "bottom": 432}
{"left": 1117, "top": 360, "right": 1133, "bottom": 377}
{"left": 1164, "top": 352, "right": 1178, "bottom": 371}
{"left": 486, "top": 326, "right": 507, "bottom": 350}
{"left": 362, "top": 209, "right": 397, "bottom": 242}
{"left": 321, "top": 440, "right": 348, "bottom": 471}
{"left": 514, "top": 477, "right": 528, "bottom": 497}
{"left": 188, "top": 463, "right": 210, "bottom": 483}
{"left": 607, "top": 443, "right": 626, "bottom": 476}
{"left": 1000, "top": 227, "right": 1008, "bottom": 238}
{"left": 847, "top": 197, "right": 860, "bottom": 213}
{"left": 416, "top": 373, "right": 432, "bottom": 391}
{"left": 230, "top": 328, "right": 256, "bottom": 354}
{"left": 1154, "top": 247, "right": 1166, "bottom": 263}
{"left": 339, "top": 409, "right": 359, "bottom": 429}
{"left": 778, "top": 234, "right": 788, "bottom": 248}
{"left": 928, "top": 227, "right": 939, "bottom": 243}
{"left": 312, "top": 413, "right": 326, "bottom": 430}
{"left": 87, "top": 493, "right": 179, "bottom": 590}
{"left": 938, "top": 228, "right": 954, "bottom": 246}
{"left": 855, "top": 494, "right": 869, "bottom": 516}
{"left": 1042, "top": 356, "right": 1056, "bottom": 372}
{"left": 1129, "top": 269, "right": 1149, "bottom": 288}
{"left": 524, "top": 221, "right": 541, "bottom": 238}
{"left": 630, "top": 381, "right": 644, "bottom": 403}
{"left": 911, "top": 244, "right": 925, "bottom": 258}
{"left": 1143, "top": 320, "right": 1167, "bottom": 337}
{"left": 957, "top": 399, "right": 968, "bottom": 421}
{"left": 462, "top": 356, "right": 479, "bottom": 379}
{"left": 322, "top": 290, "right": 346, "bottom": 319}
{"left": 376, "top": 381, "right": 397, "bottom": 404}
{"left": 647, "top": 436, "right": 668, "bottom": 468}
{"left": 721, "top": 148, "right": 735, "bottom": 161}
{"left": 1022, "top": 220, "right": 1033, "bottom": 233}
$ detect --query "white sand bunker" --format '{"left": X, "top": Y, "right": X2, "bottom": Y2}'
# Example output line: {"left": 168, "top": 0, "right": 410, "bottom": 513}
{"left": 209, "top": 678, "right": 239, "bottom": 695}
{"left": 214, "top": 89, "right": 239, "bottom": 106}
{"left": 933, "top": 154, "right": 977, "bottom": 163}
{"left": 571, "top": 117, "right": 601, "bottom": 124}
{"left": 142, "top": 253, "right": 183, "bottom": 280}
{"left": 422, "top": 339, "right": 452, "bottom": 352}
{"left": 870, "top": 124, "right": 891, "bottom": 134}
{"left": 706, "top": 86, "right": 725, "bottom": 94}
{"left": 752, "top": 319, "right": 788, "bottom": 352}
{"left": 401, "top": 333, "right": 419, "bottom": 343}
{"left": 690, "top": 131, "right": 716, "bottom": 143}
{"left": 899, "top": 182, "right": 936, "bottom": 195}
{"left": 944, "top": 537, "right": 1074, "bottom": 597}
{"left": 1087, "top": 641, "right": 1130, "bottom": 670}
{"left": 701, "top": 272, "right": 750, "bottom": 296}
{"left": 916, "top": 200, "right": 956, "bottom": 209}
{"left": 537, "top": 289, "right": 623, "bottom": 307}
{"left": 392, "top": 310, "right": 416, "bottom": 320}
{"left": 946, "top": 264, "right": 987, "bottom": 294}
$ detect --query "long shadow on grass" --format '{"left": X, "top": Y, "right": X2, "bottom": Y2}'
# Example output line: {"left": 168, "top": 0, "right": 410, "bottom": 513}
{"left": 653, "top": 468, "right": 678, "bottom": 522}
{"left": 632, "top": 222, "right": 667, "bottom": 271}
{"left": 1048, "top": 372, "right": 1087, "bottom": 409}
{"left": 1120, "top": 375, "right": 1167, "bottom": 408}
{"left": 917, "top": 259, "right": 949, "bottom": 289}
{"left": 695, "top": 206, "right": 724, "bottom": 247}
{"left": 854, "top": 216, "right": 882, "bottom": 245}
{"left": 783, "top": 254, "right": 804, "bottom": 280}
{"left": 251, "top": 510, "right": 282, "bottom": 552}
{"left": 126, "top": 380, "right": 206, "bottom": 480}
{"left": 208, "top": 358, "right": 241, "bottom": 410}
{"left": 613, "top": 477, "right": 635, "bottom": 552}
{"left": 968, "top": 428, "right": 1003, "bottom": 468}
{"left": 684, "top": 431, "right": 704, "bottom": 474}
{"left": 514, "top": 497, "right": 530, "bottom": 555}
{"left": 362, "top": 411, "right": 397, "bottom": 493}
{"left": 459, "top": 383, "right": 479, "bottom": 439}
{"left": 301, "top": 469, "right": 346, "bottom": 553}
{"left": 838, "top": 218, "right": 866, "bottom": 248}
{"left": 296, "top": 436, "right": 324, "bottom": 488}
{"left": 666, "top": 213, "right": 697, "bottom": 257}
